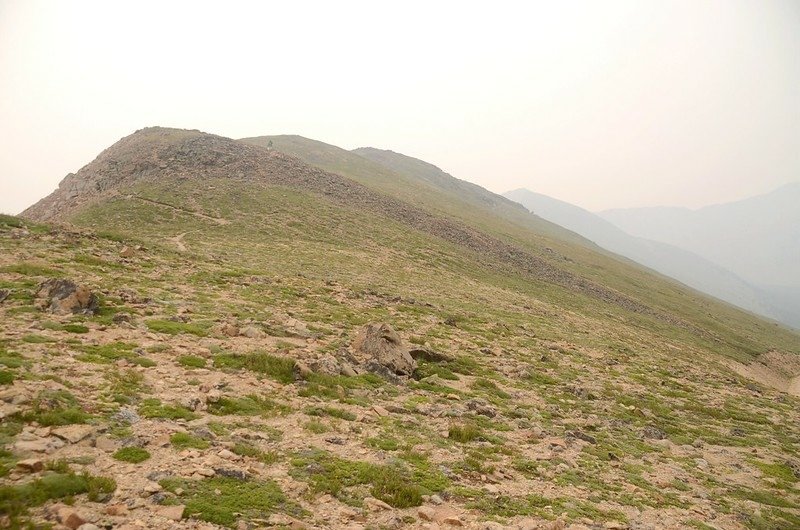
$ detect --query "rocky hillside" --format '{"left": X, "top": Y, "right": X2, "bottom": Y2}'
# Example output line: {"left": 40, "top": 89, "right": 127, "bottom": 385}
{"left": 3, "top": 127, "right": 800, "bottom": 530}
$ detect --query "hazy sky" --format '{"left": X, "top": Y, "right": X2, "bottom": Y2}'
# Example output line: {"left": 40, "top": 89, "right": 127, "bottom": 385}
{"left": 1, "top": 0, "right": 798, "bottom": 215}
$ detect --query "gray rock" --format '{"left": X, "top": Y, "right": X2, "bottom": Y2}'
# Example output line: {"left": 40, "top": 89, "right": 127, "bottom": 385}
{"left": 35, "top": 278, "right": 98, "bottom": 315}
{"left": 113, "top": 408, "right": 141, "bottom": 424}
{"left": 351, "top": 323, "right": 416, "bottom": 377}
{"left": 309, "top": 354, "right": 342, "bottom": 376}
{"left": 465, "top": 398, "right": 497, "bottom": 418}
{"left": 213, "top": 468, "right": 248, "bottom": 480}
{"left": 641, "top": 425, "right": 667, "bottom": 440}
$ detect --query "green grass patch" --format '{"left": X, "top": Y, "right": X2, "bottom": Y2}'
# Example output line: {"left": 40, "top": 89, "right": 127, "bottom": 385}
{"left": 306, "top": 406, "right": 356, "bottom": 421}
{"left": 207, "top": 395, "right": 286, "bottom": 417}
{"left": 146, "top": 319, "right": 210, "bottom": 337}
{"left": 139, "top": 398, "right": 198, "bottom": 421}
{"left": 303, "top": 420, "right": 329, "bottom": 434}
{"left": 367, "top": 436, "right": 400, "bottom": 451}
{"left": 448, "top": 423, "right": 484, "bottom": 443}
{"left": 0, "top": 471, "right": 116, "bottom": 523}
{"left": 22, "top": 333, "right": 56, "bottom": 344}
{"left": 468, "top": 492, "right": 627, "bottom": 522}
{"left": 290, "top": 449, "right": 448, "bottom": 508}
{"left": 159, "top": 476, "right": 302, "bottom": 527}
{"left": 22, "top": 390, "right": 91, "bottom": 426}
{"left": 62, "top": 324, "right": 90, "bottom": 334}
{"left": 0, "top": 370, "right": 14, "bottom": 385}
{"left": 213, "top": 352, "right": 295, "bottom": 384}
{"left": 0, "top": 263, "right": 59, "bottom": 277}
{"left": 470, "top": 377, "right": 511, "bottom": 399}
{"left": 231, "top": 443, "right": 279, "bottom": 465}
{"left": 171, "top": 432, "right": 210, "bottom": 450}
{"left": 297, "top": 373, "right": 387, "bottom": 403}
{"left": 75, "top": 341, "right": 138, "bottom": 364}
{"left": 178, "top": 355, "right": 207, "bottom": 368}
{"left": 113, "top": 447, "right": 151, "bottom": 463}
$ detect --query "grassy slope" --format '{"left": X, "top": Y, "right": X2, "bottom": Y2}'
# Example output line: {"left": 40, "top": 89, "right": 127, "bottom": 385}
{"left": 3, "top": 176, "right": 800, "bottom": 528}
{"left": 239, "top": 135, "right": 800, "bottom": 363}
{"left": 2, "top": 129, "right": 798, "bottom": 528}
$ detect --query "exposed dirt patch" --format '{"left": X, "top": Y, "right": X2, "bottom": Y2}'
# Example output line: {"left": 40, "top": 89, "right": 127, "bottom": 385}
{"left": 726, "top": 349, "right": 800, "bottom": 396}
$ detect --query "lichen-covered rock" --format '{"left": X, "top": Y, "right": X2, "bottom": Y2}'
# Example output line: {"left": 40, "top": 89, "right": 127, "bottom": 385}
{"left": 35, "top": 278, "right": 98, "bottom": 315}
{"left": 351, "top": 323, "right": 416, "bottom": 377}
{"left": 309, "top": 354, "right": 342, "bottom": 376}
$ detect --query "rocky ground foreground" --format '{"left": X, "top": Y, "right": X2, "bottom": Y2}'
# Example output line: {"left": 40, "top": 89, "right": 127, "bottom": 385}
{"left": 1, "top": 218, "right": 799, "bottom": 530}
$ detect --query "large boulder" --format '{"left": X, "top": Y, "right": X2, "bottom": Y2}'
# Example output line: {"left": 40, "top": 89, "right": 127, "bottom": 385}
{"left": 35, "top": 279, "right": 98, "bottom": 315}
{"left": 351, "top": 323, "right": 416, "bottom": 377}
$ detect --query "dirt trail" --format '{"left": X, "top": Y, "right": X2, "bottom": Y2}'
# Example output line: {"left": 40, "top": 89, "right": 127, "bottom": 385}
{"left": 132, "top": 195, "right": 230, "bottom": 225}
{"left": 168, "top": 232, "right": 188, "bottom": 252}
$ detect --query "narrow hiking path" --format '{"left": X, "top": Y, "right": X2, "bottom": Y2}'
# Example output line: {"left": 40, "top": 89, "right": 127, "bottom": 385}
{"left": 129, "top": 195, "right": 231, "bottom": 225}
{"left": 168, "top": 232, "right": 188, "bottom": 252}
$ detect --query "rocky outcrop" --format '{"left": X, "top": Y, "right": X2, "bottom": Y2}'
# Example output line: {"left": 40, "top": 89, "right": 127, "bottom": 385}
{"left": 351, "top": 323, "right": 416, "bottom": 377}
{"left": 35, "top": 279, "right": 98, "bottom": 315}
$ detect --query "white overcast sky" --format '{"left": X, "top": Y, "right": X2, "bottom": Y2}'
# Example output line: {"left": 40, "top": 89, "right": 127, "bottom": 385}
{"left": 1, "top": 0, "right": 798, "bottom": 214}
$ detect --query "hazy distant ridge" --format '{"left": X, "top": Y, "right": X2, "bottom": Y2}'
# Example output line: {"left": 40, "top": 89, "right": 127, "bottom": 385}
{"left": 504, "top": 187, "right": 799, "bottom": 328}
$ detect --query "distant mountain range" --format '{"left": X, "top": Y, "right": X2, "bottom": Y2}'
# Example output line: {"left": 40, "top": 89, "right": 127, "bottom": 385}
{"left": 505, "top": 185, "right": 800, "bottom": 328}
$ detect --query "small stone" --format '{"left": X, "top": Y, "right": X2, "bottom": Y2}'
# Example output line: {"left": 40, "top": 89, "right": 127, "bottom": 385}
{"left": 220, "top": 322, "right": 239, "bottom": 337}
{"left": 239, "top": 325, "right": 265, "bottom": 339}
{"left": 640, "top": 425, "right": 666, "bottom": 440}
{"left": 196, "top": 467, "right": 215, "bottom": 477}
{"left": 105, "top": 504, "right": 129, "bottom": 516}
{"left": 218, "top": 449, "right": 237, "bottom": 459}
{"left": 418, "top": 507, "right": 436, "bottom": 521}
{"left": 432, "top": 506, "right": 461, "bottom": 524}
{"left": 144, "top": 482, "right": 162, "bottom": 493}
{"left": 57, "top": 507, "right": 87, "bottom": 530}
{"left": 119, "top": 246, "right": 135, "bottom": 258}
{"left": 309, "top": 354, "right": 342, "bottom": 376}
{"left": 214, "top": 468, "right": 248, "bottom": 480}
{"left": 14, "top": 437, "right": 64, "bottom": 453}
{"left": 442, "top": 515, "right": 463, "bottom": 526}
{"left": 340, "top": 362, "right": 358, "bottom": 377}
{"left": 293, "top": 362, "right": 313, "bottom": 380}
{"left": 372, "top": 405, "right": 390, "bottom": 417}
{"left": 206, "top": 389, "right": 222, "bottom": 403}
{"left": 95, "top": 436, "right": 119, "bottom": 452}
{"left": 16, "top": 458, "right": 44, "bottom": 473}
{"left": 363, "top": 496, "right": 392, "bottom": 511}
{"left": 52, "top": 424, "right": 94, "bottom": 443}
{"left": 78, "top": 524, "right": 101, "bottom": 530}
{"left": 268, "top": 514, "right": 294, "bottom": 525}
{"left": 158, "top": 504, "right": 185, "bottom": 521}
